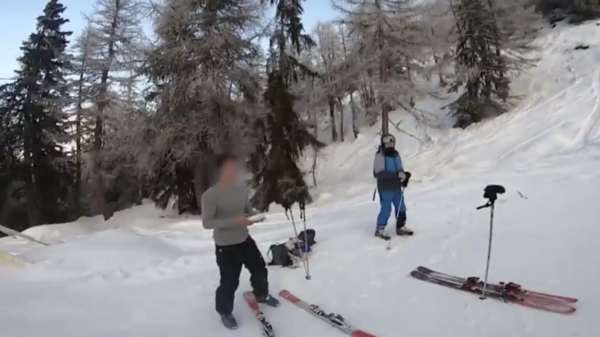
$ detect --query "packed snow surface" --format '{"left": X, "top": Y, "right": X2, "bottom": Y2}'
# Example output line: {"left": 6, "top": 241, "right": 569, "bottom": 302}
{"left": 1, "top": 22, "right": 600, "bottom": 337}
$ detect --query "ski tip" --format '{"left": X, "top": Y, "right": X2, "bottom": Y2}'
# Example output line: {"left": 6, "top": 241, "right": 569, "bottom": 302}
{"left": 352, "top": 331, "right": 378, "bottom": 337}
{"left": 278, "top": 289, "right": 299, "bottom": 302}
{"left": 409, "top": 270, "right": 427, "bottom": 279}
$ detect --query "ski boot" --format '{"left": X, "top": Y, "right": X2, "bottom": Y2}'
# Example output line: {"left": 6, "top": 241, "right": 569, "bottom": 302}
{"left": 375, "top": 227, "right": 391, "bottom": 240}
{"left": 396, "top": 212, "right": 414, "bottom": 236}
{"left": 256, "top": 294, "right": 280, "bottom": 307}
{"left": 220, "top": 313, "right": 238, "bottom": 330}
{"left": 466, "top": 276, "right": 481, "bottom": 285}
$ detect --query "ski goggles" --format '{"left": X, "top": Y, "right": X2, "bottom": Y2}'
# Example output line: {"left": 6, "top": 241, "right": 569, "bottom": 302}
{"left": 381, "top": 134, "right": 396, "bottom": 144}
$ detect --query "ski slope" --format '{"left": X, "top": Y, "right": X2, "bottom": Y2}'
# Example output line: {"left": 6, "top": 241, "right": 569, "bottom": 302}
{"left": 1, "top": 22, "right": 600, "bottom": 337}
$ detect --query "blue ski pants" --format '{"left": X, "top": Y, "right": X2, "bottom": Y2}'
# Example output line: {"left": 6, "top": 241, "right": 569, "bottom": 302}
{"left": 377, "top": 190, "right": 406, "bottom": 226}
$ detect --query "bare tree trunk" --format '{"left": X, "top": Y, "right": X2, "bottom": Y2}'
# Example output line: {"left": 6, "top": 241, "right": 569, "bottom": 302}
{"left": 193, "top": 153, "right": 217, "bottom": 213}
{"left": 74, "top": 66, "right": 86, "bottom": 213}
{"left": 310, "top": 95, "right": 318, "bottom": 186}
{"left": 339, "top": 23, "right": 359, "bottom": 139}
{"left": 337, "top": 98, "right": 345, "bottom": 142}
{"left": 75, "top": 107, "right": 83, "bottom": 212}
{"left": 349, "top": 92, "right": 359, "bottom": 138}
{"left": 92, "top": 0, "right": 122, "bottom": 221}
{"left": 328, "top": 98, "right": 338, "bottom": 141}
{"left": 22, "top": 93, "right": 40, "bottom": 227}
{"left": 433, "top": 54, "right": 446, "bottom": 87}
{"left": 23, "top": 133, "right": 40, "bottom": 228}
{"left": 379, "top": 56, "right": 389, "bottom": 135}
{"left": 134, "top": 171, "right": 143, "bottom": 205}
{"left": 359, "top": 81, "right": 377, "bottom": 127}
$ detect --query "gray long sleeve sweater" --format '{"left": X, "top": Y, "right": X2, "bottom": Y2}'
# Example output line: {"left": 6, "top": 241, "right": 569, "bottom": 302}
{"left": 201, "top": 184, "right": 257, "bottom": 246}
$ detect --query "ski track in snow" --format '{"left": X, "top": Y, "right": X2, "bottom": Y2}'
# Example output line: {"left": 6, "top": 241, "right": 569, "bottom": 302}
{"left": 2, "top": 21, "right": 600, "bottom": 337}
{"left": 580, "top": 71, "right": 600, "bottom": 145}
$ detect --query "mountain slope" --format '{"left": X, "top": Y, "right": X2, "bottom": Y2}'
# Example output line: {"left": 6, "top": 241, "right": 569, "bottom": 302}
{"left": 1, "top": 21, "right": 599, "bottom": 337}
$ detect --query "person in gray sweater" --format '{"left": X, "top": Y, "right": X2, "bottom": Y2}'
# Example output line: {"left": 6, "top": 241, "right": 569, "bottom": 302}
{"left": 201, "top": 154, "right": 279, "bottom": 330}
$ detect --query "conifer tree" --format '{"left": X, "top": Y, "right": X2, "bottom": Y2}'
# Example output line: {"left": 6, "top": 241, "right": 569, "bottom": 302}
{"left": 0, "top": 82, "right": 21, "bottom": 228}
{"left": 448, "top": 0, "right": 507, "bottom": 128}
{"left": 1, "top": 0, "right": 73, "bottom": 227}
{"left": 248, "top": 0, "right": 324, "bottom": 212}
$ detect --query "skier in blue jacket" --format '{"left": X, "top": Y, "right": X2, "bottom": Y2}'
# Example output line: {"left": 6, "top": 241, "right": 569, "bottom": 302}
{"left": 373, "top": 134, "right": 413, "bottom": 240}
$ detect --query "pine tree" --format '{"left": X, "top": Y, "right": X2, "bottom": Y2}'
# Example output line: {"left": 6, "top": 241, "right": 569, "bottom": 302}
{"left": 248, "top": 0, "right": 324, "bottom": 212}
{"left": 0, "top": 82, "right": 22, "bottom": 228}
{"left": 447, "top": 0, "right": 507, "bottom": 128}
{"left": 3, "top": 0, "right": 74, "bottom": 227}
{"left": 536, "top": 0, "right": 600, "bottom": 24}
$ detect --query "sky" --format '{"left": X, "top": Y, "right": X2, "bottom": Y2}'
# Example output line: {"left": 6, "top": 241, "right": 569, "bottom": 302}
{"left": 0, "top": 0, "right": 336, "bottom": 81}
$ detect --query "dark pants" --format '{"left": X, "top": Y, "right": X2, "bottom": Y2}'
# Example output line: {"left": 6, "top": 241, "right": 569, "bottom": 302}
{"left": 215, "top": 235, "right": 268, "bottom": 315}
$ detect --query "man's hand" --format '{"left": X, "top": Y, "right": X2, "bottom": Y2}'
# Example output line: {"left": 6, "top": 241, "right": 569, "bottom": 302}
{"left": 398, "top": 172, "right": 406, "bottom": 181}
{"left": 248, "top": 213, "right": 266, "bottom": 223}
{"left": 234, "top": 216, "right": 253, "bottom": 227}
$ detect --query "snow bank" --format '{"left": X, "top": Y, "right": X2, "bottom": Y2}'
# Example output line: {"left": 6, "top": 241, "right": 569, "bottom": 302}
{"left": 19, "top": 229, "right": 184, "bottom": 274}
{"left": 302, "top": 21, "right": 600, "bottom": 207}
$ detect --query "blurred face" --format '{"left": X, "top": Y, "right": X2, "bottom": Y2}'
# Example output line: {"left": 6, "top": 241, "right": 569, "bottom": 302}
{"left": 220, "top": 158, "right": 238, "bottom": 184}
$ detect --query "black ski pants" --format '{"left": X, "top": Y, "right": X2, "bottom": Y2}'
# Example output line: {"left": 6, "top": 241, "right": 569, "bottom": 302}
{"left": 215, "top": 235, "right": 268, "bottom": 315}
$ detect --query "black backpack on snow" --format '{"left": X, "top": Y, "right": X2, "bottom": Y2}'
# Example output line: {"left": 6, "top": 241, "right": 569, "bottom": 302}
{"left": 298, "top": 229, "right": 316, "bottom": 247}
{"left": 267, "top": 229, "right": 316, "bottom": 267}
{"left": 267, "top": 244, "right": 294, "bottom": 267}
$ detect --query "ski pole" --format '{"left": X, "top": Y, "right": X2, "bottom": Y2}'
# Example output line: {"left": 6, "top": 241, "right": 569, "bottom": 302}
{"left": 289, "top": 205, "right": 311, "bottom": 280}
{"left": 300, "top": 206, "right": 311, "bottom": 280}
{"left": 480, "top": 202, "right": 494, "bottom": 299}
{"left": 476, "top": 184, "right": 505, "bottom": 299}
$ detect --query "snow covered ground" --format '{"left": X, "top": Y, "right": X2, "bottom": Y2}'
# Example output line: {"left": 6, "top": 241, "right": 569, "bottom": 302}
{"left": 2, "top": 21, "right": 600, "bottom": 337}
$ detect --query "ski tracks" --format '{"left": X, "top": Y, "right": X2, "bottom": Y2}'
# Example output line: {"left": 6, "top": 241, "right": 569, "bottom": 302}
{"left": 573, "top": 70, "right": 600, "bottom": 146}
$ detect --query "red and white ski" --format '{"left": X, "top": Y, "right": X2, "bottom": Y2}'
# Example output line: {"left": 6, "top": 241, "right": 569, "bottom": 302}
{"left": 279, "top": 290, "right": 377, "bottom": 337}
{"left": 416, "top": 266, "right": 578, "bottom": 303}
{"left": 411, "top": 267, "right": 576, "bottom": 314}
{"left": 243, "top": 291, "right": 275, "bottom": 337}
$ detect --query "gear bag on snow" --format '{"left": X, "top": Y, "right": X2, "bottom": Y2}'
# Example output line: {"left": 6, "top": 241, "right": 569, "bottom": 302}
{"left": 267, "top": 229, "right": 316, "bottom": 267}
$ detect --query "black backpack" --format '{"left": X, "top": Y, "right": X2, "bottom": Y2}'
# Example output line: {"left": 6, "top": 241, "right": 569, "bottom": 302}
{"left": 267, "top": 244, "right": 294, "bottom": 267}
{"left": 298, "top": 229, "right": 316, "bottom": 247}
{"left": 267, "top": 229, "right": 317, "bottom": 267}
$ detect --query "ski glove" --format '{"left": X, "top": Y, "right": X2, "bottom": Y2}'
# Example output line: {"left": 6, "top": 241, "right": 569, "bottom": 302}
{"left": 402, "top": 171, "right": 412, "bottom": 187}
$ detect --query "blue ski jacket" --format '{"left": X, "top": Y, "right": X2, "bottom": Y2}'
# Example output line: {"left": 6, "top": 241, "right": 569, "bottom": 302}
{"left": 373, "top": 149, "right": 404, "bottom": 191}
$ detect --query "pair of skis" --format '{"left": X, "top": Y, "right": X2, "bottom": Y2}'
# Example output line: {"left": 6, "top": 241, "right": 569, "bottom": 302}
{"left": 242, "top": 267, "right": 577, "bottom": 336}
{"left": 410, "top": 266, "right": 577, "bottom": 314}
{"left": 244, "top": 290, "right": 377, "bottom": 337}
